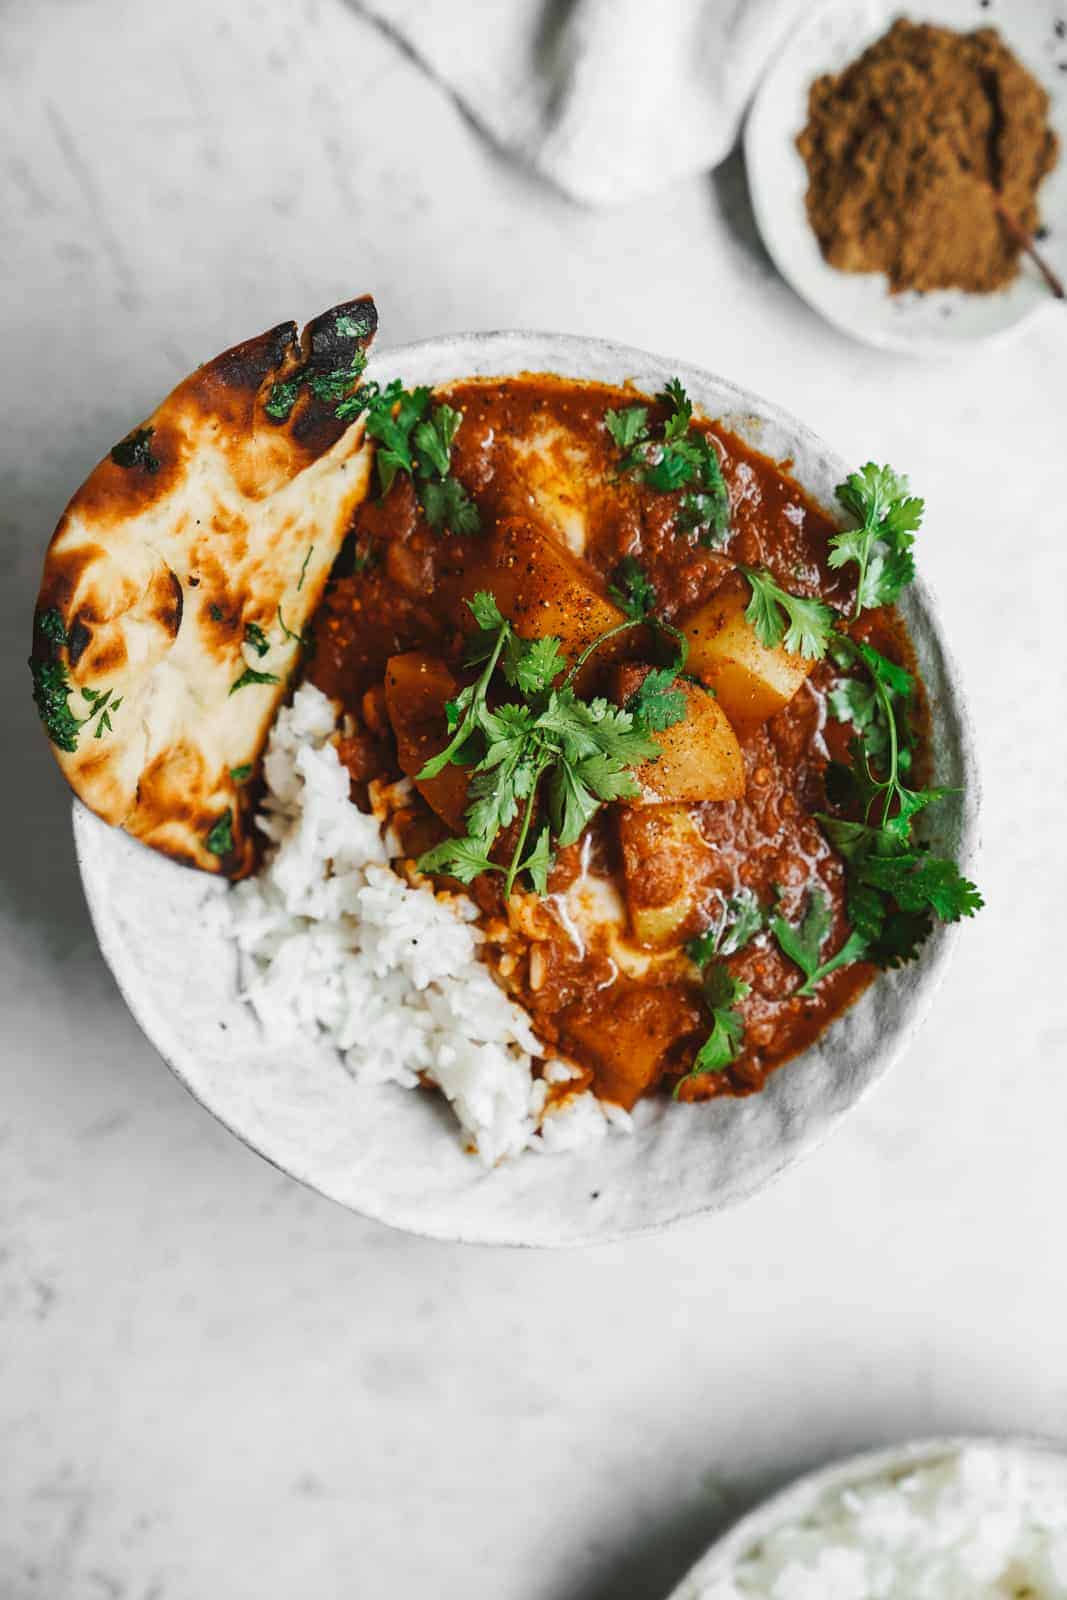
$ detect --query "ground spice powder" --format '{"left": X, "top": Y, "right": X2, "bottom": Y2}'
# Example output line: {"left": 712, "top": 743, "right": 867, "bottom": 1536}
{"left": 796, "top": 19, "right": 1059, "bottom": 294}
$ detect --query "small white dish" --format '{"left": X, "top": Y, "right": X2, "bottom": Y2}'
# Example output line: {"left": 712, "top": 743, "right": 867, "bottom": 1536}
{"left": 72, "top": 330, "right": 979, "bottom": 1247}
{"left": 667, "top": 1435, "right": 1067, "bottom": 1598}
{"left": 744, "top": 0, "right": 1067, "bottom": 354}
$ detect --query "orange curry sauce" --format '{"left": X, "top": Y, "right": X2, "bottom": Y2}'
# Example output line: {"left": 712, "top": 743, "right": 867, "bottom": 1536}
{"left": 307, "top": 377, "right": 924, "bottom": 1110}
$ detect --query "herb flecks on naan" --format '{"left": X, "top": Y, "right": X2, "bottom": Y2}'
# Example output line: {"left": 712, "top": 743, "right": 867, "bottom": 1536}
{"left": 31, "top": 297, "right": 378, "bottom": 875}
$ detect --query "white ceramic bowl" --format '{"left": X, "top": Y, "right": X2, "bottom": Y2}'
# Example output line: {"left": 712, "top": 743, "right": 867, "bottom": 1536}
{"left": 745, "top": 0, "right": 1067, "bottom": 354}
{"left": 73, "top": 330, "right": 979, "bottom": 1246}
{"left": 666, "top": 1435, "right": 1067, "bottom": 1597}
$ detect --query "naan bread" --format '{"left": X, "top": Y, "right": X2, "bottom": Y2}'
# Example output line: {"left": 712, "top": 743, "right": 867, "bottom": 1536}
{"left": 31, "top": 296, "right": 379, "bottom": 876}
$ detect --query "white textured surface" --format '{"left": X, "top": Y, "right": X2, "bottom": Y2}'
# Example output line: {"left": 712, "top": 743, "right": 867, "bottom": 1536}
{"left": 2, "top": 0, "right": 1066, "bottom": 1596}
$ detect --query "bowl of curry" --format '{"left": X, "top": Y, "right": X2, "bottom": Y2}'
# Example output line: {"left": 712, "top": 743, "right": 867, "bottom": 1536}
{"left": 59, "top": 322, "right": 980, "bottom": 1245}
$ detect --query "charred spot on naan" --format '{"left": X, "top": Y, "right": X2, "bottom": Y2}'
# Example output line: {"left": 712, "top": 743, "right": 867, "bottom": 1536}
{"left": 32, "top": 294, "right": 379, "bottom": 877}
{"left": 75, "top": 418, "right": 189, "bottom": 523}
{"left": 261, "top": 298, "right": 379, "bottom": 463}
{"left": 208, "top": 319, "right": 300, "bottom": 396}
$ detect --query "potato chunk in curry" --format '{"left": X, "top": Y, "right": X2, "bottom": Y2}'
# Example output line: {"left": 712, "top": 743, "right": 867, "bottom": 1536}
{"left": 617, "top": 804, "right": 717, "bottom": 948}
{"left": 384, "top": 652, "right": 469, "bottom": 831}
{"left": 683, "top": 572, "right": 814, "bottom": 727}
{"left": 613, "top": 665, "right": 745, "bottom": 804}
{"left": 559, "top": 984, "right": 705, "bottom": 1109}
{"left": 462, "top": 515, "right": 629, "bottom": 678}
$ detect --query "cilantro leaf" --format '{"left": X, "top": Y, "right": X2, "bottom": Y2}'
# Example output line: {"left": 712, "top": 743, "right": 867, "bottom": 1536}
{"left": 604, "top": 405, "right": 649, "bottom": 450}
{"left": 356, "top": 383, "right": 478, "bottom": 529}
{"left": 677, "top": 908, "right": 762, "bottom": 1088}
{"left": 771, "top": 889, "right": 867, "bottom": 995}
{"left": 855, "top": 853, "right": 984, "bottom": 922}
{"left": 244, "top": 622, "right": 270, "bottom": 658}
{"left": 679, "top": 961, "right": 750, "bottom": 1083}
{"left": 830, "top": 462, "right": 924, "bottom": 617}
{"left": 29, "top": 612, "right": 120, "bottom": 752}
{"left": 38, "top": 608, "right": 69, "bottom": 648}
{"left": 771, "top": 889, "right": 830, "bottom": 975}
{"left": 306, "top": 352, "right": 367, "bottom": 405}
{"left": 686, "top": 889, "right": 765, "bottom": 966}
{"left": 205, "top": 809, "right": 234, "bottom": 857}
{"left": 333, "top": 309, "right": 375, "bottom": 340}
{"left": 265, "top": 375, "right": 304, "bottom": 423}
{"left": 276, "top": 605, "right": 311, "bottom": 650}
{"left": 740, "top": 566, "right": 835, "bottom": 659}
{"left": 547, "top": 759, "right": 602, "bottom": 847}
{"left": 660, "top": 378, "right": 692, "bottom": 438}
{"left": 413, "top": 403, "right": 463, "bottom": 478}
{"left": 643, "top": 442, "right": 702, "bottom": 493}
{"left": 626, "top": 666, "right": 687, "bottom": 732}
{"left": 608, "top": 556, "right": 657, "bottom": 620}
{"left": 30, "top": 656, "right": 82, "bottom": 752}
{"left": 606, "top": 379, "right": 731, "bottom": 544}
{"left": 519, "top": 827, "right": 554, "bottom": 896}
{"left": 570, "top": 752, "right": 643, "bottom": 804}
{"left": 467, "top": 591, "right": 506, "bottom": 633}
{"left": 229, "top": 764, "right": 252, "bottom": 783}
{"left": 420, "top": 476, "right": 481, "bottom": 535}
{"left": 719, "top": 889, "right": 766, "bottom": 956}
{"left": 416, "top": 835, "right": 499, "bottom": 885}
{"left": 509, "top": 636, "right": 567, "bottom": 695}
{"left": 229, "top": 665, "right": 280, "bottom": 695}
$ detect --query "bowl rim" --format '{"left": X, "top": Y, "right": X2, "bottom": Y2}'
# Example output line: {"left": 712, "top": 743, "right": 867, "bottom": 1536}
{"left": 665, "top": 1433, "right": 1067, "bottom": 1595}
{"left": 71, "top": 326, "right": 982, "bottom": 1246}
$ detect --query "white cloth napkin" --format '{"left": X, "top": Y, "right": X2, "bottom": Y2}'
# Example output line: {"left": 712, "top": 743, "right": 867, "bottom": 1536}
{"left": 348, "top": 0, "right": 806, "bottom": 205}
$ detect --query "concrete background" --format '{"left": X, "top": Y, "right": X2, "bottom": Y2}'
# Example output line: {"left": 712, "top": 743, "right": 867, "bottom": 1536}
{"left": 3, "top": 1, "right": 1066, "bottom": 1596}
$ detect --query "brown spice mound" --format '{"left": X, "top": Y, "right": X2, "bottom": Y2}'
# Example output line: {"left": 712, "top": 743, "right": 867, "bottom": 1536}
{"left": 796, "top": 18, "right": 1059, "bottom": 294}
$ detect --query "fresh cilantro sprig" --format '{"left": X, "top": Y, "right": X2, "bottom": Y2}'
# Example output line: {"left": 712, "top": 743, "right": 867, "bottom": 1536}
{"left": 608, "top": 556, "right": 658, "bottom": 621}
{"left": 607, "top": 557, "right": 690, "bottom": 732}
{"left": 689, "top": 964, "right": 750, "bottom": 1077}
{"left": 815, "top": 631, "right": 982, "bottom": 973}
{"left": 686, "top": 888, "right": 766, "bottom": 968}
{"left": 416, "top": 594, "right": 659, "bottom": 895}
{"left": 335, "top": 380, "right": 481, "bottom": 535}
{"left": 605, "top": 379, "right": 730, "bottom": 547}
{"left": 830, "top": 464, "right": 923, "bottom": 618}
{"left": 740, "top": 566, "right": 836, "bottom": 659}
{"left": 827, "top": 635, "right": 914, "bottom": 772}
{"left": 771, "top": 888, "right": 868, "bottom": 998}
{"left": 674, "top": 890, "right": 766, "bottom": 1091}
{"left": 828, "top": 636, "right": 953, "bottom": 844}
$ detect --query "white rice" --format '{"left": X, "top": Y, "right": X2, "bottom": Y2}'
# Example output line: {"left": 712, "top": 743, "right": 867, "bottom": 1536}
{"left": 223, "top": 683, "right": 632, "bottom": 1165}
{"left": 698, "top": 1446, "right": 1067, "bottom": 1600}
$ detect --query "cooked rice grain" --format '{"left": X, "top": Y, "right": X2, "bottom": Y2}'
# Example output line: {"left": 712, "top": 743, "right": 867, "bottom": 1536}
{"left": 698, "top": 1446, "right": 1067, "bottom": 1600}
